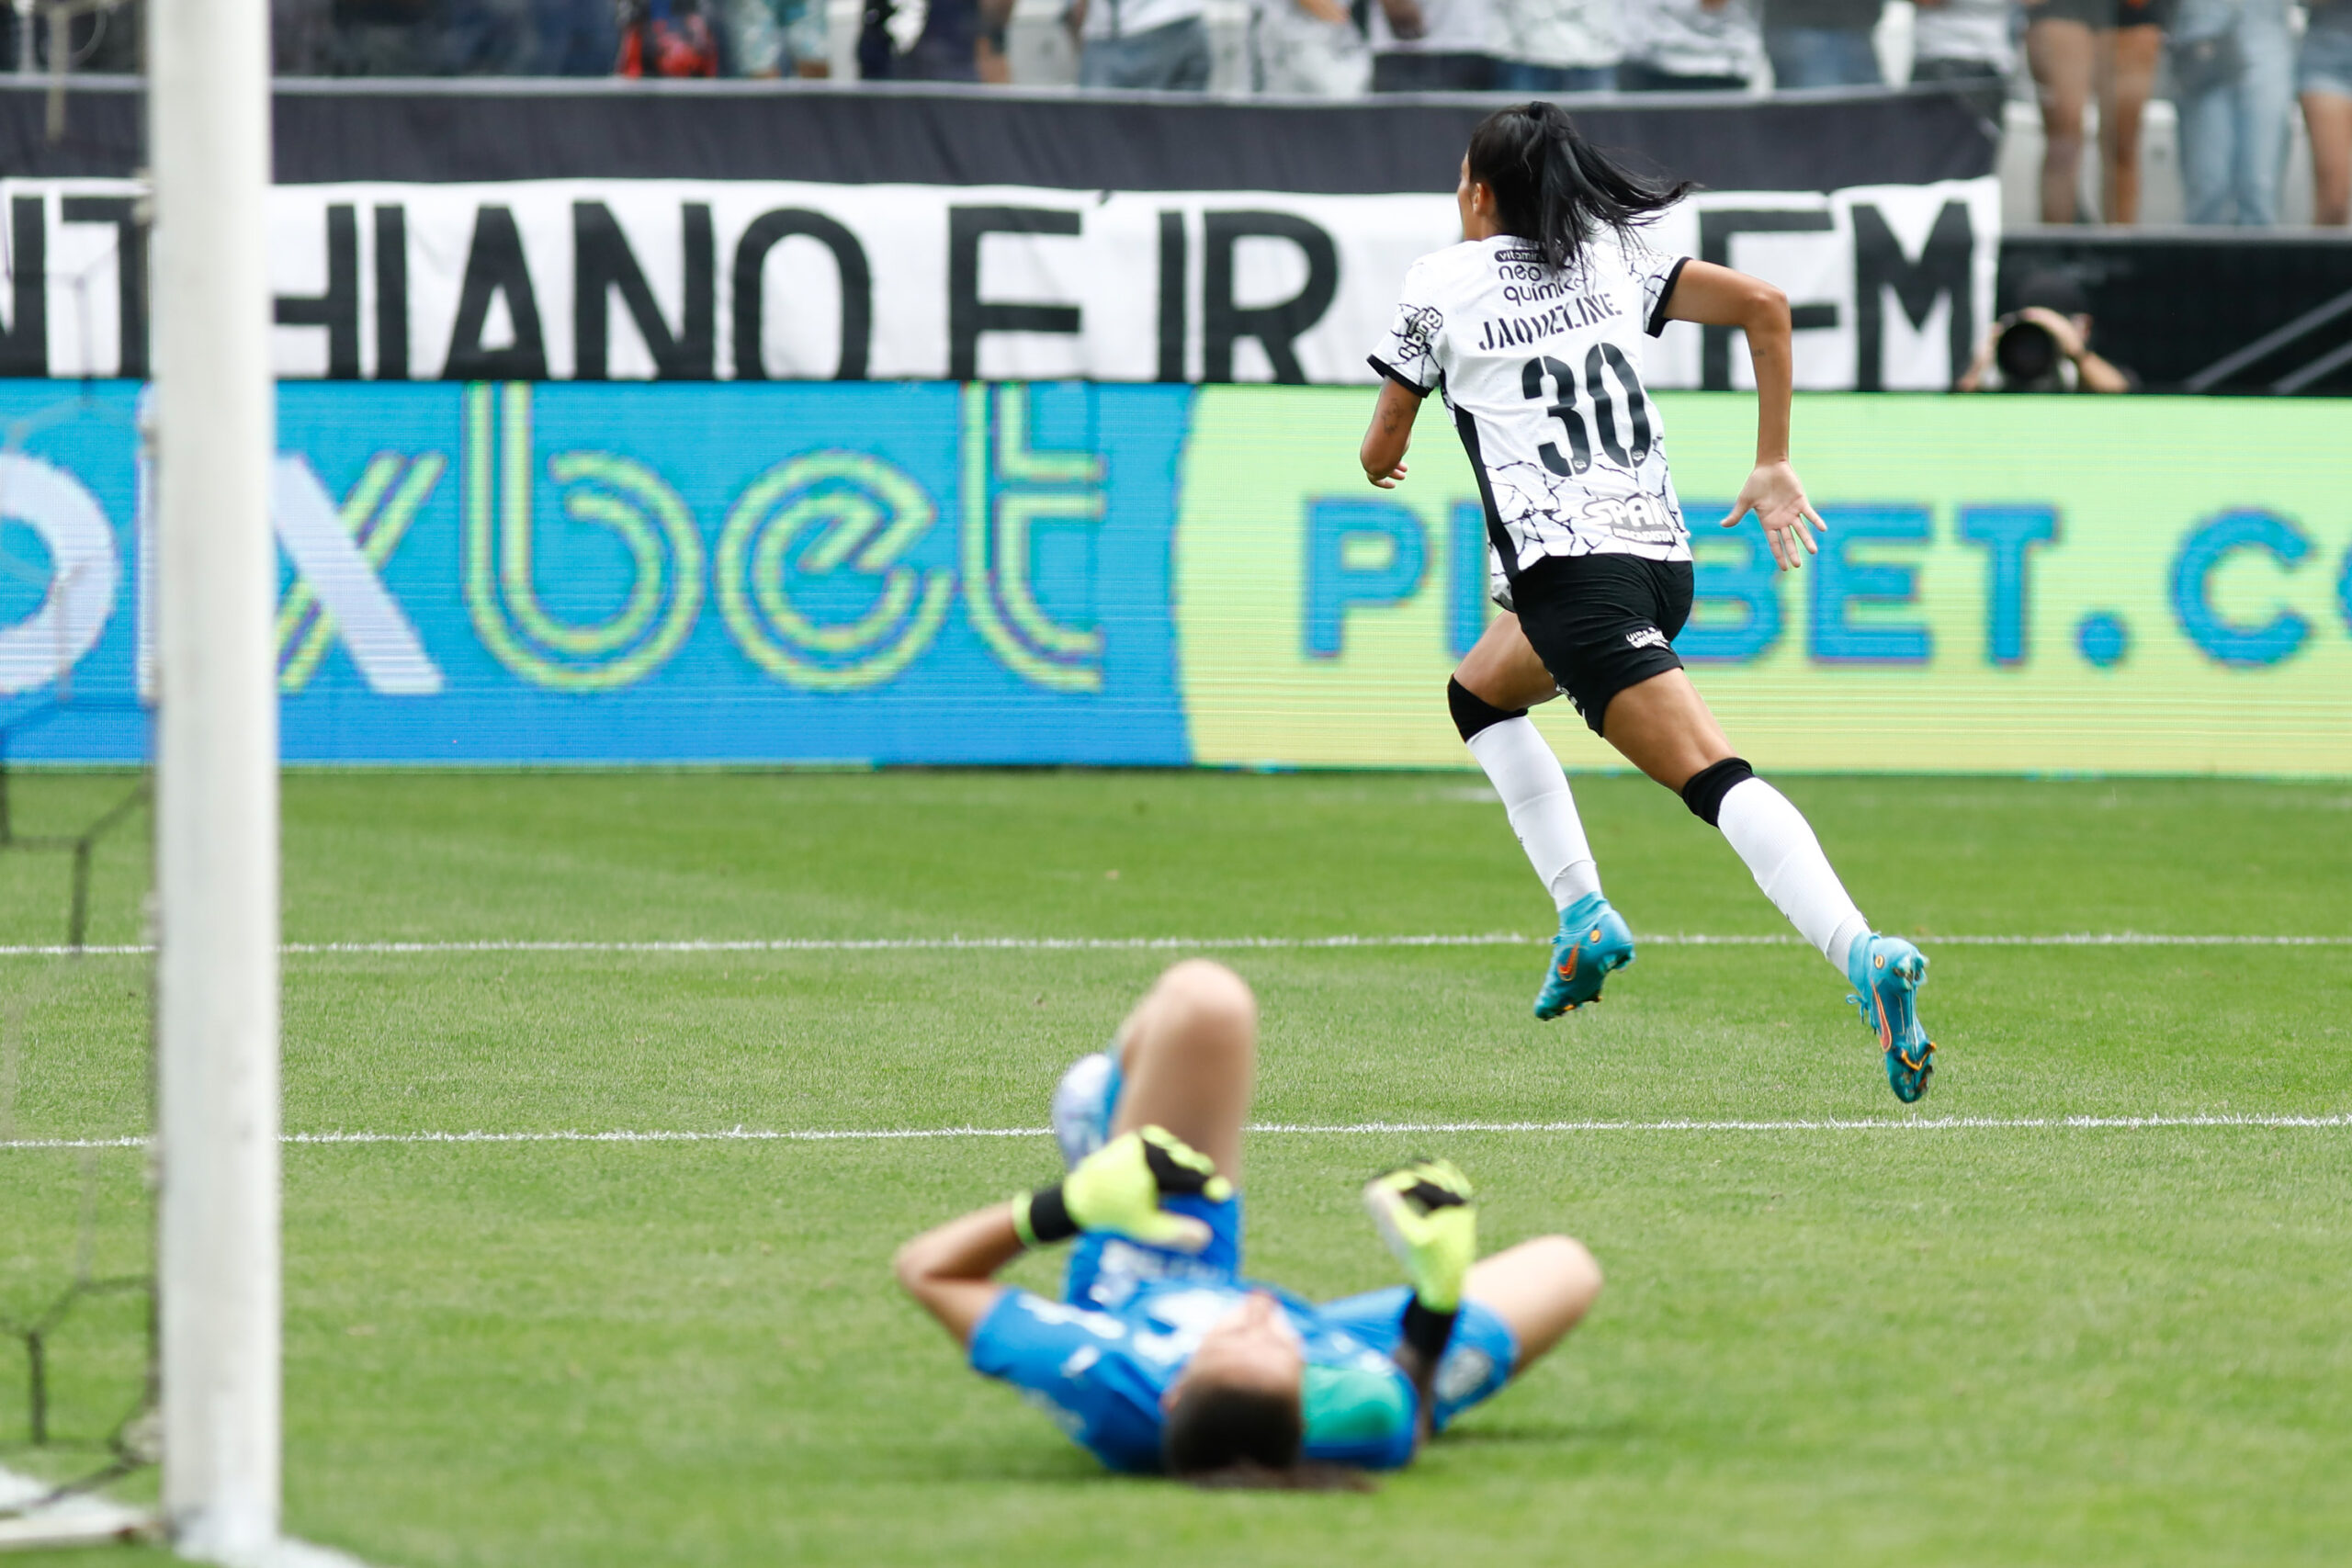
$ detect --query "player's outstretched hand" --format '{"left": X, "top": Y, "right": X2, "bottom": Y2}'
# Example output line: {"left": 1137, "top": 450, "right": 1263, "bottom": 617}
{"left": 1363, "top": 1159, "right": 1478, "bottom": 1312}
{"left": 1061, "top": 1126, "right": 1235, "bottom": 1252}
{"left": 1719, "top": 460, "right": 1826, "bottom": 573}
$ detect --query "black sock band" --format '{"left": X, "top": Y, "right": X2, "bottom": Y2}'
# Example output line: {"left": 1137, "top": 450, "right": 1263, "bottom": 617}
{"left": 1015, "top": 1185, "right": 1078, "bottom": 1247}
{"left": 1679, "top": 756, "right": 1755, "bottom": 828}
{"left": 1401, "top": 1298, "right": 1460, "bottom": 1363}
{"left": 1448, "top": 677, "right": 1528, "bottom": 743}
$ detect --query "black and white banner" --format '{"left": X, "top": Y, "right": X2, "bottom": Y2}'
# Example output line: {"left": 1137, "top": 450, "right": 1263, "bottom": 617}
{"left": 0, "top": 80, "right": 2000, "bottom": 389}
{"left": 1, "top": 175, "right": 1996, "bottom": 390}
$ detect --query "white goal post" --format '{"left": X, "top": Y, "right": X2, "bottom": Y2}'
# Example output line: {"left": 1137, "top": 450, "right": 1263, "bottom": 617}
{"left": 148, "top": 0, "right": 282, "bottom": 1556}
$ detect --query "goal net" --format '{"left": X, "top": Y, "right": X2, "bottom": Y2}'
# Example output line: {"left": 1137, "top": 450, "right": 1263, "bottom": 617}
{"left": 0, "top": 505, "right": 157, "bottom": 1541}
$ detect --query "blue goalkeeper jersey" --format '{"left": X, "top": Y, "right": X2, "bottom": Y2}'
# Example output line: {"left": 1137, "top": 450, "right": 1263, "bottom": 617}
{"left": 967, "top": 1279, "right": 1423, "bottom": 1472}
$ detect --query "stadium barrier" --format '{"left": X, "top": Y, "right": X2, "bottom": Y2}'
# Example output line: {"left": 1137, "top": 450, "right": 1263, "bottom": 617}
{"left": 9, "top": 83, "right": 2346, "bottom": 394}
{"left": 2, "top": 380, "right": 2346, "bottom": 775}
{"left": 2, "top": 80, "right": 1997, "bottom": 393}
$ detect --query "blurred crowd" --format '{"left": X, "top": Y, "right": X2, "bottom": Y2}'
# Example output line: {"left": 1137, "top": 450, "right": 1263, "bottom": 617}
{"left": 1027, "top": 0, "right": 2343, "bottom": 228}
{"left": 261, "top": 0, "right": 831, "bottom": 77}
{"left": 4, "top": 0, "right": 2346, "bottom": 225}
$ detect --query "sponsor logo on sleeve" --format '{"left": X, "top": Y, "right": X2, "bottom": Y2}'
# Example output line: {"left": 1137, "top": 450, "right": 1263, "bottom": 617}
{"left": 1396, "top": 305, "right": 1444, "bottom": 357}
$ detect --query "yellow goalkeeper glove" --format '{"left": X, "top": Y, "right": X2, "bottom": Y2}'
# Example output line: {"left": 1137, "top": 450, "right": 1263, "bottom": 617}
{"left": 1012, "top": 1125, "right": 1234, "bottom": 1252}
{"left": 1363, "top": 1158, "right": 1477, "bottom": 1312}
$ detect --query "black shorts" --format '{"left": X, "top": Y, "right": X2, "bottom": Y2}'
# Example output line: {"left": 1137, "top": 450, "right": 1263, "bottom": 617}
{"left": 1371, "top": 51, "right": 1500, "bottom": 92}
{"left": 2025, "top": 0, "right": 2166, "bottom": 29}
{"left": 1512, "top": 553, "right": 1696, "bottom": 737}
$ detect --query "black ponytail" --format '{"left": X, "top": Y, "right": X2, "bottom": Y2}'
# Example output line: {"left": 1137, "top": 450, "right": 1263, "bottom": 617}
{"left": 1464, "top": 101, "right": 1692, "bottom": 274}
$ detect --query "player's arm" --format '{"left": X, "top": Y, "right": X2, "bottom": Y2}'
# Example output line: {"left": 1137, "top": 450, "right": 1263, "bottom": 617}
{"left": 895, "top": 1203, "right": 1023, "bottom": 1348}
{"left": 1657, "top": 258, "right": 1826, "bottom": 574}
{"left": 894, "top": 1125, "right": 1233, "bottom": 1349}
{"left": 1360, "top": 377, "right": 1423, "bottom": 489}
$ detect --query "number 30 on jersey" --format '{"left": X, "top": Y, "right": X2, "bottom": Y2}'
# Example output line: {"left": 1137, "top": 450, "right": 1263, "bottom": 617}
{"left": 1520, "top": 347, "right": 1655, "bottom": 478}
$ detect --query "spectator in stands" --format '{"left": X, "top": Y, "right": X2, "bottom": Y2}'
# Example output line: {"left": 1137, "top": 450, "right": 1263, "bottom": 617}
{"left": 536, "top": 0, "right": 619, "bottom": 72}
{"left": 2022, "top": 0, "right": 2165, "bottom": 224}
{"left": 864, "top": 0, "right": 1015, "bottom": 78}
{"left": 445, "top": 0, "right": 535, "bottom": 71}
{"left": 274, "top": 0, "right": 336, "bottom": 72}
{"left": 10, "top": 0, "right": 143, "bottom": 72}
{"left": 1761, "top": 0, "right": 1883, "bottom": 89}
{"left": 325, "top": 0, "right": 444, "bottom": 73}
{"left": 732, "top": 0, "right": 832, "bottom": 74}
{"left": 979, "top": 8, "right": 1011, "bottom": 79}
{"left": 2171, "top": 0, "right": 2293, "bottom": 225}
{"left": 1368, "top": 0, "right": 1498, "bottom": 89}
{"left": 1620, "top": 0, "right": 1758, "bottom": 92}
{"left": 1066, "top": 0, "right": 1214, "bottom": 87}
{"left": 1494, "top": 0, "right": 1618, "bottom": 92}
{"left": 2306, "top": 0, "right": 2352, "bottom": 226}
{"left": 1251, "top": 0, "right": 1373, "bottom": 96}
{"left": 905, "top": 0, "right": 1014, "bottom": 75}
{"left": 1909, "top": 0, "right": 2013, "bottom": 120}
{"left": 1958, "top": 269, "right": 2134, "bottom": 391}
{"left": 617, "top": 0, "right": 725, "bottom": 73}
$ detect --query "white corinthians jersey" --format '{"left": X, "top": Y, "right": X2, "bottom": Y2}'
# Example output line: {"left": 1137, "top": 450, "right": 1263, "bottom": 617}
{"left": 1370, "top": 231, "right": 1694, "bottom": 602}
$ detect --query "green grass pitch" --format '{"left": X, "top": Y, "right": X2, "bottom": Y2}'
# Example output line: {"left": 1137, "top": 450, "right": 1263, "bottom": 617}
{"left": 3, "top": 768, "right": 2349, "bottom": 1565}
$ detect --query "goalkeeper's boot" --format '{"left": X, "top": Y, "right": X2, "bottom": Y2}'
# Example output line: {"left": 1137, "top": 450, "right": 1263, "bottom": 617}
{"left": 1534, "top": 893, "right": 1635, "bottom": 1020}
{"left": 1050, "top": 1049, "right": 1123, "bottom": 1168}
{"left": 1363, "top": 1159, "right": 1478, "bottom": 1312}
{"left": 1848, "top": 934, "right": 1935, "bottom": 1103}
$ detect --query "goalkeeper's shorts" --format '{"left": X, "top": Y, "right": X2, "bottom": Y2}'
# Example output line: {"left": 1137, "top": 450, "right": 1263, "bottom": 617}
{"left": 1065, "top": 1190, "right": 1244, "bottom": 1313}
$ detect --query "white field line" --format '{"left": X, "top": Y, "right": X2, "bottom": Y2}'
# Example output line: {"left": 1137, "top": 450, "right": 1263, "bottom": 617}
{"left": 2, "top": 931, "right": 2348, "bottom": 959}
{"left": 5, "top": 1113, "right": 2347, "bottom": 1154}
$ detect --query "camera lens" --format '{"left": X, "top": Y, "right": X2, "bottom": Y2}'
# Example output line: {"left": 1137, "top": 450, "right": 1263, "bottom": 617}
{"left": 1995, "top": 320, "right": 2057, "bottom": 387}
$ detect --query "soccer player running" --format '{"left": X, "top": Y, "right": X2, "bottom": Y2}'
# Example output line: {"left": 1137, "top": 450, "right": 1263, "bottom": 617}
{"left": 1360, "top": 102, "right": 1937, "bottom": 1101}
{"left": 895, "top": 960, "right": 1603, "bottom": 1481}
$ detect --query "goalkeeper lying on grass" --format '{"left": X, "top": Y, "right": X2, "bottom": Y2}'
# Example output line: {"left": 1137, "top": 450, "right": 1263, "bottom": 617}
{"left": 894, "top": 960, "right": 1603, "bottom": 1483}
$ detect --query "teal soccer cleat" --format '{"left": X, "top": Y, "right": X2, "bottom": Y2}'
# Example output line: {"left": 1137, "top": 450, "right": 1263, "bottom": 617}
{"left": 1848, "top": 934, "right": 1936, "bottom": 1102}
{"left": 1534, "top": 893, "right": 1635, "bottom": 1019}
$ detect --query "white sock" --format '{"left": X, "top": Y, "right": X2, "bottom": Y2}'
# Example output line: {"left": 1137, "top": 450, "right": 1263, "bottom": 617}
{"left": 1716, "top": 777, "right": 1871, "bottom": 975}
{"left": 1466, "top": 716, "right": 1601, "bottom": 911}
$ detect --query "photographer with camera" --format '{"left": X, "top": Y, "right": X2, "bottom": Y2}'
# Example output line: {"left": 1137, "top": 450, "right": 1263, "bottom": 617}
{"left": 1957, "top": 270, "right": 2135, "bottom": 393}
